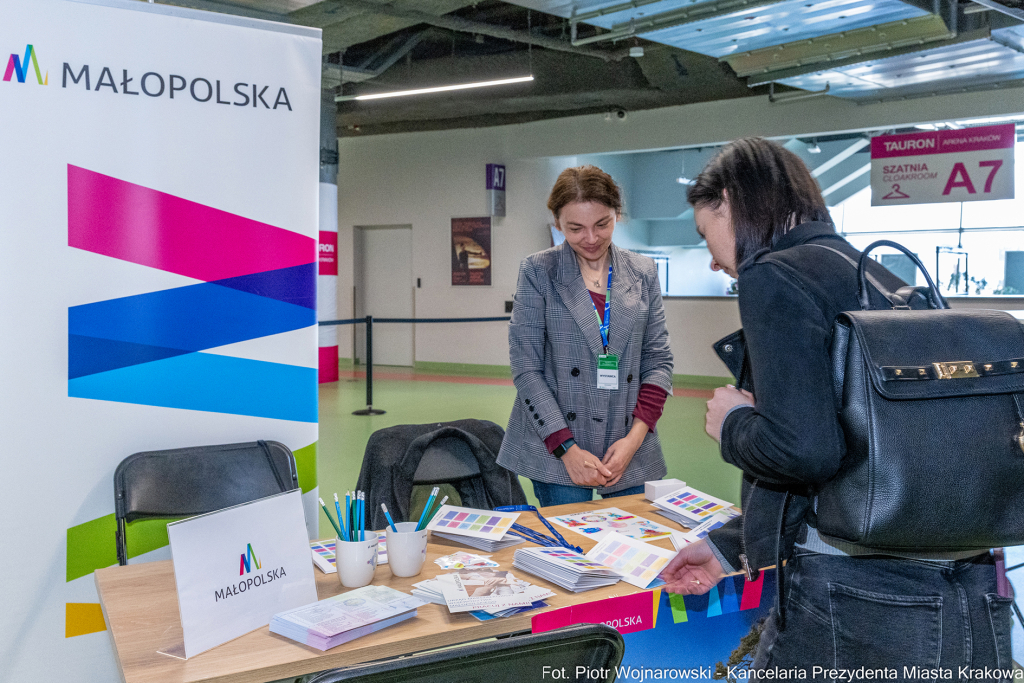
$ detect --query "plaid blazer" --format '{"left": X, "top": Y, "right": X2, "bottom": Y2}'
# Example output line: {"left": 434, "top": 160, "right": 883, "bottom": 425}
{"left": 497, "top": 241, "right": 674, "bottom": 491}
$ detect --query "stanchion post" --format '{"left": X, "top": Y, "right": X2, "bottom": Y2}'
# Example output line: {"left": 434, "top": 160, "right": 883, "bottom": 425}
{"left": 352, "top": 315, "right": 385, "bottom": 416}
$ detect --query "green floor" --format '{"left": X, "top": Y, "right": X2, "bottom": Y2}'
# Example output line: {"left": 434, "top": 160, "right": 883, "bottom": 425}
{"left": 317, "top": 369, "right": 742, "bottom": 530}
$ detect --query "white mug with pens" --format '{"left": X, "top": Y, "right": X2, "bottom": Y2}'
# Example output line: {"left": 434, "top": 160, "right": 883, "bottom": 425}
{"left": 381, "top": 490, "right": 447, "bottom": 578}
{"left": 319, "top": 488, "right": 449, "bottom": 585}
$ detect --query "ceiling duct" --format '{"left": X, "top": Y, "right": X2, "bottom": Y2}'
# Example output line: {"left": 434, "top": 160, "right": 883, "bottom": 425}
{"left": 968, "top": 0, "right": 1024, "bottom": 21}
{"left": 570, "top": 0, "right": 783, "bottom": 46}
{"left": 328, "top": 0, "right": 629, "bottom": 60}
{"left": 724, "top": 14, "right": 956, "bottom": 78}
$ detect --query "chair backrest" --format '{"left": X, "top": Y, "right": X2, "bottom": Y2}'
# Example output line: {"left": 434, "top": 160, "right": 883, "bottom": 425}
{"left": 413, "top": 436, "right": 481, "bottom": 484}
{"left": 113, "top": 440, "right": 297, "bottom": 565}
{"left": 306, "top": 623, "right": 624, "bottom": 683}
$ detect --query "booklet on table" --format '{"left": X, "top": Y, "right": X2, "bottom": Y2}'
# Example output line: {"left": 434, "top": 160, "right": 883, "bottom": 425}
{"left": 269, "top": 585, "right": 424, "bottom": 651}
{"left": 412, "top": 569, "right": 554, "bottom": 616}
{"left": 548, "top": 507, "right": 676, "bottom": 542}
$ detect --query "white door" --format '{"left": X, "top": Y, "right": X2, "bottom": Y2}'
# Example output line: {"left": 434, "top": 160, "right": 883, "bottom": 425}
{"left": 354, "top": 225, "right": 413, "bottom": 366}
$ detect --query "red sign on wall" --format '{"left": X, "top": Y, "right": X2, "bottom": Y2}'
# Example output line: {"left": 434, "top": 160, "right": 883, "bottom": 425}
{"left": 319, "top": 231, "right": 337, "bottom": 276}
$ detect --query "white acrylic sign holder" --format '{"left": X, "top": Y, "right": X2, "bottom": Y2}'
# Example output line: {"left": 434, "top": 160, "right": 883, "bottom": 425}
{"left": 167, "top": 490, "right": 318, "bottom": 658}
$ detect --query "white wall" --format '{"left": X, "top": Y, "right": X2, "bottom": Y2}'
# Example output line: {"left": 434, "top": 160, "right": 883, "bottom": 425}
{"left": 336, "top": 86, "right": 1024, "bottom": 377}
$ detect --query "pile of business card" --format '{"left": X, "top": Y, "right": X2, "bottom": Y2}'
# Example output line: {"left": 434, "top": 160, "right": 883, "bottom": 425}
{"left": 512, "top": 547, "right": 620, "bottom": 593}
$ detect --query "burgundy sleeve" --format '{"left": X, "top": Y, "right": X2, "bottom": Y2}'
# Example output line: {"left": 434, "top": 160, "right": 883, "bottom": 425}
{"left": 632, "top": 384, "right": 668, "bottom": 432}
{"left": 544, "top": 428, "right": 574, "bottom": 454}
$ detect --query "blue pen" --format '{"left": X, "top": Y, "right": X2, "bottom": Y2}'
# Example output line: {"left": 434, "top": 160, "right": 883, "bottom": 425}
{"left": 416, "top": 486, "right": 439, "bottom": 531}
{"left": 339, "top": 493, "right": 352, "bottom": 540}
{"left": 381, "top": 503, "right": 398, "bottom": 532}
{"left": 345, "top": 492, "right": 352, "bottom": 542}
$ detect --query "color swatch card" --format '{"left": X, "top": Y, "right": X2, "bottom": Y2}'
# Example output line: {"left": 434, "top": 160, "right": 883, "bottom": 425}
{"left": 549, "top": 507, "right": 676, "bottom": 542}
{"left": 426, "top": 505, "right": 519, "bottom": 541}
{"left": 585, "top": 531, "right": 675, "bottom": 589}
{"left": 310, "top": 539, "right": 388, "bottom": 574}
{"left": 672, "top": 512, "right": 739, "bottom": 550}
{"left": 651, "top": 486, "right": 734, "bottom": 526}
{"left": 310, "top": 541, "right": 337, "bottom": 573}
{"left": 512, "top": 547, "right": 621, "bottom": 593}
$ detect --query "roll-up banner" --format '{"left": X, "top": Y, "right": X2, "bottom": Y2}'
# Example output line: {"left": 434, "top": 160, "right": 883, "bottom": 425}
{"left": 0, "top": 1, "right": 321, "bottom": 679}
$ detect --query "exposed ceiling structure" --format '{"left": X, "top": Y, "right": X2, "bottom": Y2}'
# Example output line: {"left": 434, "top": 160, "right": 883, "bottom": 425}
{"left": 148, "top": 0, "right": 1024, "bottom": 136}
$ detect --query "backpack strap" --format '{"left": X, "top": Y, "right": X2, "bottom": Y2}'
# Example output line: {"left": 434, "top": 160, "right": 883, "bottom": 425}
{"left": 802, "top": 243, "right": 895, "bottom": 306}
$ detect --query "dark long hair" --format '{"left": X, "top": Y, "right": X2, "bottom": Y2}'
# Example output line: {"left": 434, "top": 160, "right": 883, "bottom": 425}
{"left": 687, "top": 137, "right": 833, "bottom": 266}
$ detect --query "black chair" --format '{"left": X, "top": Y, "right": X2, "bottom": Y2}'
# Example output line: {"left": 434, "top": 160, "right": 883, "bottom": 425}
{"left": 356, "top": 420, "right": 528, "bottom": 530}
{"left": 306, "top": 624, "right": 624, "bottom": 683}
{"left": 114, "top": 440, "right": 298, "bottom": 565}
{"left": 413, "top": 436, "right": 481, "bottom": 484}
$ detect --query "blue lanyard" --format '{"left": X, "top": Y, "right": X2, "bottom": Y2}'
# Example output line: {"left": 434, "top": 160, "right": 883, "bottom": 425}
{"left": 589, "top": 264, "right": 613, "bottom": 353}
{"left": 494, "top": 505, "right": 583, "bottom": 553}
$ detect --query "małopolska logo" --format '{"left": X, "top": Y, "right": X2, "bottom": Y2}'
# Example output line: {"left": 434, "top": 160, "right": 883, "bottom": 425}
{"left": 4, "top": 44, "right": 48, "bottom": 84}
{"left": 214, "top": 543, "right": 287, "bottom": 602}
{"left": 239, "top": 543, "right": 261, "bottom": 576}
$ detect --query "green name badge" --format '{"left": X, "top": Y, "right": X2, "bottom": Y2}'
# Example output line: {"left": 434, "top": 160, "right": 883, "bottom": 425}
{"left": 597, "top": 354, "right": 619, "bottom": 390}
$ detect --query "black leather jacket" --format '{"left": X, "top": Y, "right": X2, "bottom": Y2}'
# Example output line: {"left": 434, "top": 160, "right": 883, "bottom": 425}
{"left": 706, "top": 222, "right": 907, "bottom": 576}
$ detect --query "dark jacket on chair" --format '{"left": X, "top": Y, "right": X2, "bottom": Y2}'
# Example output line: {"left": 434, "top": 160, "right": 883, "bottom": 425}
{"left": 356, "top": 419, "right": 527, "bottom": 531}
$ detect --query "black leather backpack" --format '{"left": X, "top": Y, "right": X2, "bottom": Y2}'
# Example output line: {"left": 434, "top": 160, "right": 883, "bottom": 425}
{"left": 815, "top": 240, "right": 1024, "bottom": 551}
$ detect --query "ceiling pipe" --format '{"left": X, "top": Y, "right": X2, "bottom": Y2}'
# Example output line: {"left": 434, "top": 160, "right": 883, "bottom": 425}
{"left": 768, "top": 82, "right": 831, "bottom": 103}
{"left": 571, "top": 0, "right": 782, "bottom": 46}
{"left": 330, "top": 0, "right": 629, "bottom": 61}
{"left": 967, "top": 0, "right": 1024, "bottom": 21}
{"left": 572, "top": 0, "right": 666, "bottom": 24}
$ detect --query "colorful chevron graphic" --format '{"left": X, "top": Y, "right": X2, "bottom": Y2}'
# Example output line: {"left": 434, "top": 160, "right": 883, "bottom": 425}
{"left": 67, "top": 165, "right": 317, "bottom": 422}
{"left": 240, "top": 543, "right": 261, "bottom": 575}
{"left": 4, "top": 44, "right": 47, "bottom": 84}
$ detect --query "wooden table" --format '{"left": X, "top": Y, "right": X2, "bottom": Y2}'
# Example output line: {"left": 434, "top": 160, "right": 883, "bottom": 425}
{"left": 95, "top": 494, "right": 684, "bottom": 683}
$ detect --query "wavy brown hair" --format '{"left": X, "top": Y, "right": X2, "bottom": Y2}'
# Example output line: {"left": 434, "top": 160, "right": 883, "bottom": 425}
{"left": 687, "top": 137, "right": 833, "bottom": 266}
{"left": 548, "top": 165, "right": 623, "bottom": 220}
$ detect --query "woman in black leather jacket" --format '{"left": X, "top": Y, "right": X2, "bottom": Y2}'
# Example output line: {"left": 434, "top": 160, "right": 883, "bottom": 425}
{"left": 659, "top": 138, "right": 1010, "bottom": 671}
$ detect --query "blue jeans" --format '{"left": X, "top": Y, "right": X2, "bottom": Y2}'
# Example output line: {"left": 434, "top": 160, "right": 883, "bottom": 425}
{"left": 754, "top": 551, "right": 1012, "bottom": 674}
{"left": 531, "top": 480, "right": 645, "bottom": 508}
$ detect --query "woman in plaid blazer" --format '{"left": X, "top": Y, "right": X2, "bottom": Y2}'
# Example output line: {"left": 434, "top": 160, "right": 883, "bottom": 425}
{"left": 496, "top": 166, "right": 674, "bottom": 507}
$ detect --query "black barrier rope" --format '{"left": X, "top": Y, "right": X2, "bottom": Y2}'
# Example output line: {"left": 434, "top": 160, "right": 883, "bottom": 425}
{"left": 320, "top": 315, "right": 512, "bottom": 415}
{"left": 318, "top": 316, "right": 510, "bottom": 325}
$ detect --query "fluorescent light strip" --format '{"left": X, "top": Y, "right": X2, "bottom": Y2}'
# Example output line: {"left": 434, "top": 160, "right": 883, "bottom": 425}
{"left": 337, "top": 75, "right": 533, "bottom": 102}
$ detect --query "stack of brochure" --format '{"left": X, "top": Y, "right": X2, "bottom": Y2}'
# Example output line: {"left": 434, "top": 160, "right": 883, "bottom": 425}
{"left": 411, "top": 569, "right": 553, "bottom": 620}
{"left": 512, "top": 547, "right": 621, "bottom": 593}
{"left": 269, "top": 585, "right": 425, "bottom": 651}
{"left": 432, "top": 532, "right": 525, "bottom": 552}
{"left": 650, "top": 486, "right": 735, "bottom": 527}
{"left": 427, "top": 505, "right": 526, "bottom": 552}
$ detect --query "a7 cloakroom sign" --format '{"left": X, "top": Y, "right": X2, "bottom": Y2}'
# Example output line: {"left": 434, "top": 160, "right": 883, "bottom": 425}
{"left": 870, "top": 123, "right": 1015, "bottom": 206}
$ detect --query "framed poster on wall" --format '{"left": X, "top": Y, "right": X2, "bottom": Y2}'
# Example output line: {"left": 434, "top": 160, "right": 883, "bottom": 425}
{"left": 451, "top": 217, "right": 492, "bottom": 286}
